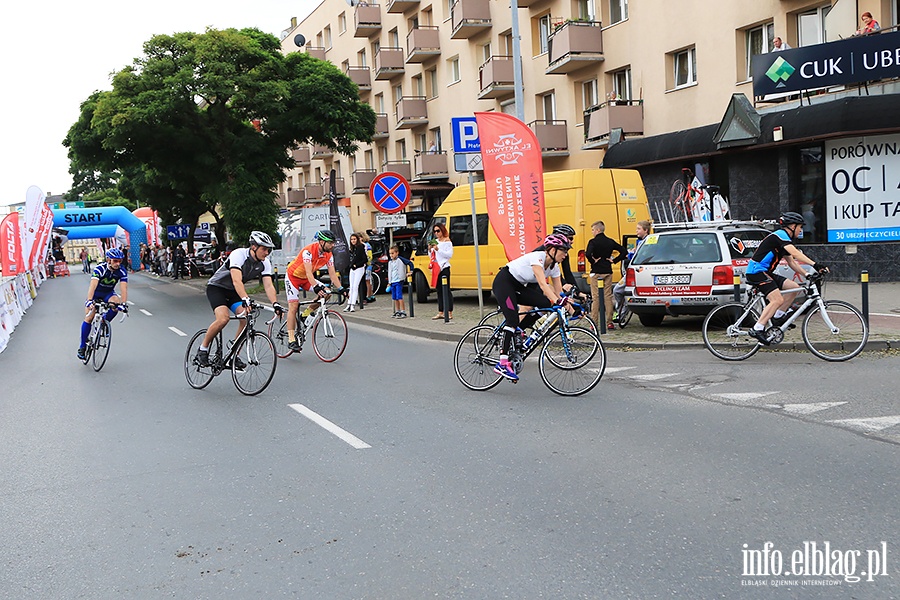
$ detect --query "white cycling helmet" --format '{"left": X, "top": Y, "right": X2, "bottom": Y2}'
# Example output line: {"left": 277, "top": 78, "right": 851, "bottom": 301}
{"left": 248, "top": 231, "right": 275, "bottom": 248}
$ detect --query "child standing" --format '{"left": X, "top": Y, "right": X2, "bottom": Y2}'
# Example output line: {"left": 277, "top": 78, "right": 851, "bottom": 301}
{"left": 387, "top": 244, "right": 409, "bottom": 318}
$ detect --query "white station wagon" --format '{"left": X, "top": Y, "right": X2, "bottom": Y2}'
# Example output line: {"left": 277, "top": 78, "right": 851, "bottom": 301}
{"left": 623, "top": 222, "right": 773, "bottom": 326}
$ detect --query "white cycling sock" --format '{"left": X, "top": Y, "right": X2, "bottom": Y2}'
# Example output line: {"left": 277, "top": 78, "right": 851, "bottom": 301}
{"left": 753, "top": 323, "right": 765, "bottom": 331}
{"left": 774, "top": 309, "right": 786, "bottom": 318}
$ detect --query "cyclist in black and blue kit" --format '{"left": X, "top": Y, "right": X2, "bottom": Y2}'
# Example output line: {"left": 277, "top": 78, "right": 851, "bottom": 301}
{"left": 744, "top": 212, "right": 828, "bottom": 345}
{"left": 77, "top": 248, "right": 129, "bottom": 359}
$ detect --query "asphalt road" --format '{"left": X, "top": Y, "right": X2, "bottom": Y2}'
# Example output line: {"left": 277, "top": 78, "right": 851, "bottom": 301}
{"left": 1, "top": 273, "right": 899, "bottom": 599}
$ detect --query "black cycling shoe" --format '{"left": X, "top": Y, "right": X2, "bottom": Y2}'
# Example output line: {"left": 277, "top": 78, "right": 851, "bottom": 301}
{"left": 770, "top": 313, "right": 796, "bottom": 329}
{"left": 748, "top": 328, "right": 771, "bottom": 346}
{"left": 196, "top": 349, "right": 209, "bottom": 367}
{"left": 77, "top": 347, "right": 86, "bottom": 360}
{"left": 233, "top": 356, "right": 247, "bottom": 371}
{"left": 287, "top": 340, "right": 301, "bottom": 353}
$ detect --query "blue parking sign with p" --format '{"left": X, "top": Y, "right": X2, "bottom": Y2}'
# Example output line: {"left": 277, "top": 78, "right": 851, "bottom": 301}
{"left": 452, "top": 117, "right": 480, "bottom": 153}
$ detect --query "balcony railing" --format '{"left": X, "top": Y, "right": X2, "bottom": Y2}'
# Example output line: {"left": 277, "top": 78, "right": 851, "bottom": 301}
{"left": 386, "top": 0, "right": 419, "bottom": 13}
{"left": 451, "top": 0, "right": 491, "bottom": 39}
{"left": 321, "top": 177, "right": 346, "bottom": 198}
{"left": 344, "top": 65, "right": 371, "bottom": 92}
{"left": 352, "top": 169, "right": 378, "bottom": 193}
{"left": 529, "top": 120, "right": 569, "bottom": 156}
{"left": 286, "top": 189, "right": 306, "bottom": 207}
{"left": 381, "top": 161, "right": 412, "bottom": 181}
{"left": 414, "top": 151, "right": 449, "bottom": 179}
{"left": 305, "top": 182, "right": 324, "bottom": 201}
{"left": 311, "top": 144, "right": 333, "bottom": 159}
{"left": 583, "top": 99, "right": 644, "bottom": 147}
{"left": 396, "top": 96, "right": 428, "bottom": 129}
{"left": 406, "top": 26, "right": 440, "bottom": 63}
{"left": 354, "top": 3, "right": 382, "bottom": 37}
{"left": 478, "top": 55, "right": 514, "bottom": 100}
{"left": 291, "top": 147, "right": 310, "bottom": 167}
{"left": 546, "top": 20, "right": 604, "bottom": 75}
{"left": 375, "top": 47, "right": 405, "bottom": 80}
{"left": 373, "top": 113, "right": 390, "bottom": 139}
{"left": 306, "top": 46, "right": 326, "bottom": 61}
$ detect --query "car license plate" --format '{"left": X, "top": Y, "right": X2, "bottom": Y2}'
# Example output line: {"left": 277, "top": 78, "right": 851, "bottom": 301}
{"left": 654, "top": 274, "right": 691, "bottom": 285}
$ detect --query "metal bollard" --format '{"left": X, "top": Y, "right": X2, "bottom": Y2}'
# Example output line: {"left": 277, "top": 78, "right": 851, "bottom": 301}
{"left": 597, "top": 278, "right": 605, "bottom": 335}
{"left": 861, "top": 270, "right": 869, "bottom": 326}
{"left": 442, "top": 273, "right": 450, "bottom": 323}
{"left": 733, "top": 273, "right": 742, "bottom": 303}
{"left": 407, "top": 270, "right": 415, "bottom": 318}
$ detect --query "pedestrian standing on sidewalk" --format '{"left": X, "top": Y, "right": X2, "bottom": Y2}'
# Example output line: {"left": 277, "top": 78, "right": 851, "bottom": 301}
{"left": 387, "top": 244, "right": 409, "bottom": 318}
{"left": 431, "top": 223, "right": 454, "bottom": 321}
{"left": 585, "top": 220, "right": 625, "bottom": 331}
{"left": 345, "top": 233, "right": 368, "bottom": 312}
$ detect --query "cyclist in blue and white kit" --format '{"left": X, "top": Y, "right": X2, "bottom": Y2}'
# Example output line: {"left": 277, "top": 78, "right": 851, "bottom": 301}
{"left": 77, "top": 247, "right": 128, "bottom": 359}
{"left": 744, "top": 212, "right": 828, "bottom": 345}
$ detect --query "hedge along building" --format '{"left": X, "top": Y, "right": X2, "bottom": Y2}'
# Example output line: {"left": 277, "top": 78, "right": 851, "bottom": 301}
{"left": 52, "top": 206, "right": 148, "bottom": 271}
{"left": 602, "top": 29, "right": 900, "bottom": 281}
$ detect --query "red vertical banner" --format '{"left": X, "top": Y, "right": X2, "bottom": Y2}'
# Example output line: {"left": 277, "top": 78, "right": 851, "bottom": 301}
{"left": 475, "top": 112, "right": 547, "bottom": 261}
{"left": 29, "top": 203, "right": 54, "bottom": 271}
{"left": 1, "top": 213, "right": 25, "bottom": 275}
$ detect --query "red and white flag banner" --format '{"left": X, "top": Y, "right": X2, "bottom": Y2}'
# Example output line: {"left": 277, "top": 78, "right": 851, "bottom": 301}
{"left": 475, "top": 112, "right": 547, "bottom": 261}
{"left": 1, "top": 213, "right": 26, "bottom": 276}
{"left": 23, "top": 185, "right": 45, "bottom": 266}
{"left": 30, "top": 203, "right": 55, "bottom": 270}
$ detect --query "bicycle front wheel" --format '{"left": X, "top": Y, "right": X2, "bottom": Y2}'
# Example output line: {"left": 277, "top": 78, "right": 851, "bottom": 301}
{"left": 232, "top": 331, "right": 277, "bottom": 396}
{"left": 538, "top": 328, "right": 605, "bottom": 396}
{"left": 91, "top": 320, "right": 112, "bottom": 372}
{"left": 454, "top": 325, "right": 504, "bottom": 391}
{"left": 268, "top": 315, "right": 294, "bottom": 359}
{"left": 184, "top": 329, "right": 219, "bottom": 390}
{"left": 702, "top": 303, "right": 761, "bottom": 361}
{"left": 617, "top": 303, "right": 633, "bottom": 328}
{"left": 478, "top": 308, "right": 504, "bottom": 330}
{"left": 802, "top": 300, "right": 868, "bottom": 362}
{"left": 669, "top": 180, "right": 689, "bottom": 222}
{"left": 312, "top": 310, "right": 348, "bottom": 362}
{"left": 569, "top": 314, "right": 598, "bottom": 335}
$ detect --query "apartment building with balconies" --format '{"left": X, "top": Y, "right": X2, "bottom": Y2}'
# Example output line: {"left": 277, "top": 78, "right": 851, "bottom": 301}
{"left": 275, "top": 0, "right": 900, "bottom": 277}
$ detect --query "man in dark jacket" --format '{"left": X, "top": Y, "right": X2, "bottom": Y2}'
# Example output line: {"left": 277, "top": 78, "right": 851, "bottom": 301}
{"left": 585, "top": 220, "right": 625, "bottom": 330}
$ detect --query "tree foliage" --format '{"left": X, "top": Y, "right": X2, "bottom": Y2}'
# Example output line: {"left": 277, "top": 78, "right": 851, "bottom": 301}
{"left": 64, "top": 27, "right": 376, "bottom": 245}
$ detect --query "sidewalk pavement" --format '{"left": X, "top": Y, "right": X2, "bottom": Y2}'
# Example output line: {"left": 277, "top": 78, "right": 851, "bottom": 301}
{"left": 153, "top": 272, "right": 900, "bottom": 351}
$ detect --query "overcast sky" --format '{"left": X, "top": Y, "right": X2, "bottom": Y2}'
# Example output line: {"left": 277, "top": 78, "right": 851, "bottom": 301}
{"left": 0, "top": 1, "right": 320, "bottom": 206}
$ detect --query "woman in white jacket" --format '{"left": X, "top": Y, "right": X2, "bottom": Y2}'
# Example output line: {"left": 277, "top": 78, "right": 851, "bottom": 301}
{"left": 431, "top": 223, "right": 454, "bottom": 320}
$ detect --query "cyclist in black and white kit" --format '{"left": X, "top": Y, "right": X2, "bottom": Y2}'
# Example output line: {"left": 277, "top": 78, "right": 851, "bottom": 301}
{"left": 196, "top": 231, "right": 284, "bottom": 367}
{"left": 744, "top": 212, "right": 828, "bottom": 345}
{"left": 490, "top": 233, "right": 573, "bottom": 381}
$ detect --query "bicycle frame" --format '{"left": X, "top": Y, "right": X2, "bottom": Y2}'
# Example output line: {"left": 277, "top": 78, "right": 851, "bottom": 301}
{"left": 740, "top": 279, "right": 829, "bottom": 338}
{"left": 209, "top": 304, "right": 274, "bottom": 374}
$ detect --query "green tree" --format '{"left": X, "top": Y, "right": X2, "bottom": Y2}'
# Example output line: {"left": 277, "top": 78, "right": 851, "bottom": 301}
{"left": 64, "top": 27, "right": 375, "bottom": 246}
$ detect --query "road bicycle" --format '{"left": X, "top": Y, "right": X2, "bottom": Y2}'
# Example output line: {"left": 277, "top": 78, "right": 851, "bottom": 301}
{"left": 80, "top": 300, "right": 128, "bottom": 372}
{"left": 184, "top": 299, "right": 279, "bottom": 395}
{"left": 478, "top": 292, "right": 598, "bottom": 335}
{"left": 455, "top": 300, "right": 606, "bottom": 396}
{"left": 667, "top": 168, "right": 730, "bottom": 223}
{"left": 269, "top": 288, "right": 349, "bottom": 362}
{"left": 701, "top": 272, "right": 868, "bottom": 362}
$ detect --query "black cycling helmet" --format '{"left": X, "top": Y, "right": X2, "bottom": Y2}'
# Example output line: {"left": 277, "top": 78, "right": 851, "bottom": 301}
{"left": 315, "top": 229, "right": 336, "bottom": 242}
{"left": 552, "top": 224, "right": 576, "bottom": 238}
{"left": 779, "top": 212, "right": 805, "bottom": 227}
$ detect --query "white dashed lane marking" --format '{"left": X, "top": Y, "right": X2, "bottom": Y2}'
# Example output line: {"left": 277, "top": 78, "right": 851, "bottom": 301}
{"left": 766, "top": 402, "right": 848, "bottom": 415}
{"left": 140, "top": 309, "right": 152, "bottom": 316}
{"left": 827, "top": 416, "right": 900, "bottom": 434}
{"left": 713, "top": 392, "right": 779, "bottom": 402}
{"left": 289, "top": 404, "right": 371, "bottom": 449}
{"left": 169, "top": 327, "right": 188, "bottom": 337}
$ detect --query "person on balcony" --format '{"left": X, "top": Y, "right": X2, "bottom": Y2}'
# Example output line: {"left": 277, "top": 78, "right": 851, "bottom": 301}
{"left": 772, "top": 37, "right": 791, "bottom": 51}
{"left": 854, "top": 12, "right": 881, "bottom": 36}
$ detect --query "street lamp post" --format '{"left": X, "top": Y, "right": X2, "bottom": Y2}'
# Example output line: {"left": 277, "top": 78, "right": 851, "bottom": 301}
{"left": 510, "top": 0, "right": 525, "bottom": 122}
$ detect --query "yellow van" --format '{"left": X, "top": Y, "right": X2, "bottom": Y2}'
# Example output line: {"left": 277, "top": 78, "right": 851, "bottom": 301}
{"left": 412, "top": 169, "right": 651, "bottom": 302}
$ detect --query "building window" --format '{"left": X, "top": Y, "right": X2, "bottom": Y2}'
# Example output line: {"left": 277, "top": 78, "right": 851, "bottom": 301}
{"left": 576, "top": 0, "right": 596, "bottom": 21}
{"left": 541, "top": 92, "right": 556, "bottom": 120}
{"left": 481, "top": 43, "right": 492, "bottom": 63}
{"left": 536, "top": 14, "right": 552, "bottom": 55}
{"left": 339, "top": 13, "right": 347, "bottom": 34}
{"left": 746, "top": 23, "right": 774, "bottom": 79}
{"left": 412, "top": 74, "right": 424, "bottom": 96}
{"left": 611, "top": 67, "right": 632, "bottom": 101}
{"left": 671, "top": 47, "right": 697, "bottom": 88}
{"left": 798, "top": 5, "right": 831, "bottom": 46}
{"left": 429, "top": 127, "right": 442, "bottom": 151}
{"left": 426, "top": 67, "right": 439, "bottom": 99}
{"left": 374, "top": 93, "right": 385, "bottom": 113}
{"left": 609, "top": 0, "right": 628, "bottom": 24}
{"left": 364, "top": 150, "right": 374, "bottom": 170}
{"left": 324, "top": 26, "right": 332, "bottom": 49}
{"left": 397, "top": 139, "right": 407, "bottom": 161}
{"left": 449, "top": 57, "right": 460, "bottom": 83}
{"left": 389, "top": 28, "right": 400, "bottom": 47}
{"left": 579, "top": 78, "right": 599, "bottom": 122}
{"left": 393, "top": 84, "right": 403, "bottom": 105}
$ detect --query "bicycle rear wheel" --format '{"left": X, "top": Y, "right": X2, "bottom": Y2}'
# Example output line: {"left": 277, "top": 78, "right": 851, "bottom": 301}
{"left": 91, "top": 320, "right": 112, "bottom": 372}
{"left": 313, "top": 310, "right": 348, "bottom": 362}
{"left": 617, "top": 303, "right": 633, "bottom": 328}
{"left": 538, "top": 328, "right": 605, "bottom": 396}
{"left": 478, "top": 308, "right": 504, "bottom": 330}
{"left": 702, "top": 303, "right": 761, "bottom": 361}
{"left": 669, "top": 180, "right": 689, "bottom": 222}
{"left": 454, "top": 325, "right": 504, "bottom": 391}
{"left": 268, "top": 315, "right": 294, "bottom": 359}
{"left": 232, "top": 331, "right": 277, "bottom": 396}
{"left": 184, "top": 329, "right": 218, "bottom": 390}
{"left": 802, "top": 300, "right": 868, "bottom": 362}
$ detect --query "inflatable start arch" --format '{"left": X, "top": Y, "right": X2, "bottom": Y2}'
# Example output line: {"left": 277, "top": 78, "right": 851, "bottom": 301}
{"left": 52, "top": 206, "right": 148, "bottom": 270}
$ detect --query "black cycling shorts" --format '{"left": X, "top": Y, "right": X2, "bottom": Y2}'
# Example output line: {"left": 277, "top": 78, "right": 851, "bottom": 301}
{"left": 207, "top": 284, "right": 242, "bottom": 311}
{"left": 746, "top": 271, "right": 788, "bottom": 297}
